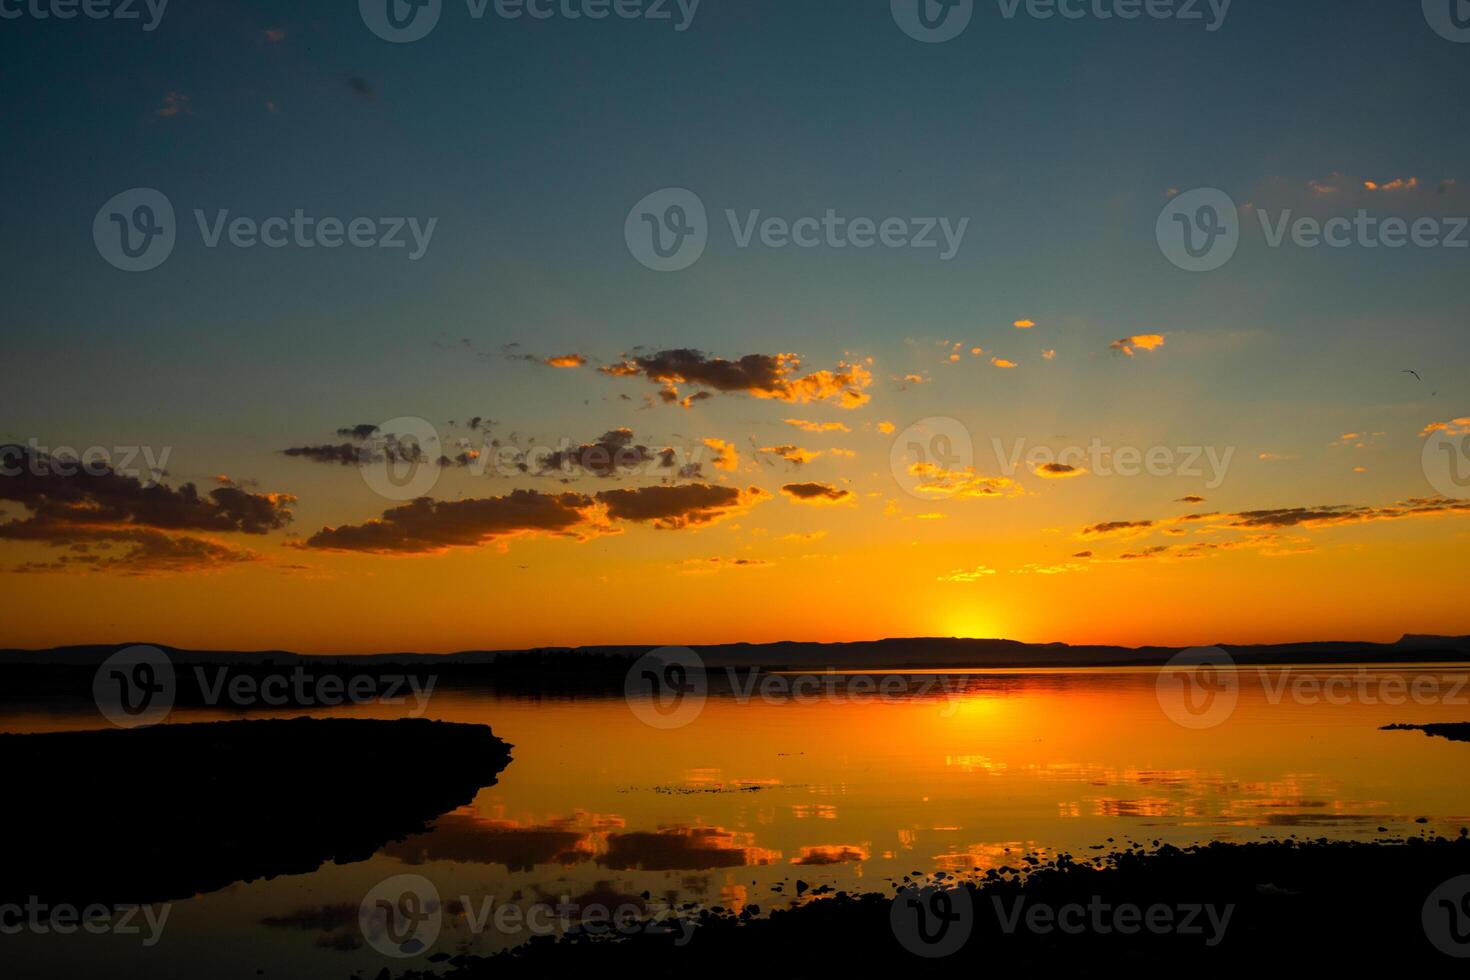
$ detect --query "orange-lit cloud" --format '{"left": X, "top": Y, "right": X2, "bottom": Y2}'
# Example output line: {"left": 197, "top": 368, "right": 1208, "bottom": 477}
{"left": 1422, "top": 417, "right": 1470, "bottom": 437}
{"left": 1110, "top": 335, "right": 1166, "bottom": 357}
{"left": 544, "top": 354, "right": 587, "bottom": 368}
{"left": 1032, "top": 462, "right": 1087, "bottom": 479}
{"left": 601, "top": 349, "right": 873, "bottom": 409}
{"left": 938, "top": 565, "right": 996, "bottom": 582}
{"left": 909, "top": 463, "right": 1023, "bottom": 499}
{"left": 784, "top": 419, "right": 851, "bottom": 434}
{"left": 703, "top": 438, "right": 740, "bottom": 472}
{"left": 1364, "top": 177, "right": 1419, "bottom": 192}
{"left": 760, "top": 445, "right": 821, "bottom": 466}
{"left": 781, "top": 482, "right": 854, "bottom": 505}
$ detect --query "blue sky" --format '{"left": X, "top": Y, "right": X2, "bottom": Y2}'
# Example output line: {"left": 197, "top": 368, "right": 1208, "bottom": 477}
{"left": 2, "top": 0, "right": 1468, "bottom": 649}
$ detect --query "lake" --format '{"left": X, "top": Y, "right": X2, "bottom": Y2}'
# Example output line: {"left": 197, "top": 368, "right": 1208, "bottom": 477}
{"left": 4, "top": 664, "right": 1470, "bottom": 977}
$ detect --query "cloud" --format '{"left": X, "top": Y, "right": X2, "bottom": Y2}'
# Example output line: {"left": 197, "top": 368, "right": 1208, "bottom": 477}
{"left": 784, "top": 419, "right": 851, "bottom": 434}
{"left": 1014, "top": 319, "right": 1036, "bottom": 329}
{"left": 760, "top": 445, "right": 821, "bottom": 466}
{"left": 544, "top": 354, "right": 587, "bottom": 368}
{"left": 599, "top": 349, "right": 873, "bottom": 409}
{"left": 908, "top": 463, "right": 1023, "bottom": 499}
{"left": 155, "top": 92, "right": 192, "bottom": 118}
{"left": 1110, "top": 335, "right": 1166, "bottom": 357}
{"left": 780, "top": 482, "right": 854, "bottom": 505}
{"left": 1422, "top": 417, "right": 1470, "bottom": 437}
{"left": 304, "top": 491, "right": 600, "bottom": 554}
{"left": 1364, "top": 177, "right": 1419, "bottom": 192}
{"left": 1226, "top": 498, "right": 1470, "bottom": 530}
{"left": 1032, "top": 463, "right": 1086, "bottom": 480}
{"left": 877, "top": 421, "right": 896, "bottom": 435}
{"left": 1080, "top": 519, "right": 1155, "bottom": 538}
{"left": 938, "top": 565, "right": 996, "bottom": 582}
{"left": 596, "top": 484, "right": 769, "bottom": 529}
{"left": 991, "top": 357, "right": 1018, "bottom": 370}
{"left": 600, "top": 827, "right": 779, "bottom": 871}
{"left": 9, "top": 527, "right": 260, "bottom": 576}
{"left": 0, "top": 446, "right": 293, "bottom": 535}
{"left": 1042, "top": 349, "right": 1057, "bottom": 360}
{"left": 1073, "top": 495, "right": 1470, "bottom": 556}
{"left": 346, "top": 76, "right": 374, "bottom": 100}
{"left": 1176, "top": 495, "right": 1207, "bottom": 504}
{"left": 677, "top": 556, "right": 772, "bottom": 573}
{"left": 262, "top": 28, "right": 287, "bottom": 43}
{"left": 539, "top": 429, "right": 656, "bottom": 478}
{"left": 0, "top": 445, "right": 292, "bottom": 574}
{"left": 790, "top": 845, "right": 870, "bottom": 866}
{"left": 703, "top": 438, "right": 740, "bottom": 472}
{"left": 1119, "top": 545, "right": 1171, "bottom": 561}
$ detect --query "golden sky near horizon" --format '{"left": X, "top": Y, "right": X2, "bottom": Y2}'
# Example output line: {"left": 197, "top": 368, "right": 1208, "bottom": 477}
{"left": 4, "top": 338, "right": 1468, "bottom": 654}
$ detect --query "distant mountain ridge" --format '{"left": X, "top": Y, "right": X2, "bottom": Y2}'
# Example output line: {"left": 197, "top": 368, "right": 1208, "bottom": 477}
{"left": 2, "top": 635, "right": 1468, "bottom": 669}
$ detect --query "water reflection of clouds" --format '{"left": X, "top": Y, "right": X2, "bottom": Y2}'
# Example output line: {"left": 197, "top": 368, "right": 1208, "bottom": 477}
{"left": 931, "top": 842, "right": 1053, "bottom": 873}
{"left": 381, "top": 809, "right": 789, "bottom": 872}
{"left": 602, "top": 827, "right": 781, "bottom": 871}
{"left": 790, "top": 845, "right": 869, "bottom": 866}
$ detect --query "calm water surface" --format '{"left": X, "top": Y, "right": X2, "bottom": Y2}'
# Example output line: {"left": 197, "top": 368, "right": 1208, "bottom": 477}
{"left": 6, "top": 666, "right": 1470, "bottom": 978}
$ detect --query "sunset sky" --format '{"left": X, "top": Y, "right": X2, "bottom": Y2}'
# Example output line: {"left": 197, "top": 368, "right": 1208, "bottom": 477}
{"left": 2, "top": 0, "right": 1468, "bottom": 652}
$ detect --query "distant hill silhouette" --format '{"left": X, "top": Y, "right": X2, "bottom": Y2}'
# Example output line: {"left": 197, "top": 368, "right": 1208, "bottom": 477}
{"left": 1, "top": 634, "right": 1467, "bottom": 669}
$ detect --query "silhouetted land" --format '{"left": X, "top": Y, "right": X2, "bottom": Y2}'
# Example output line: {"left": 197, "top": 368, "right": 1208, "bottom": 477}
{"left": 1383, "top": 722, "right": 1470, "bottom": 743}
{"left": 0, "top": 635, "right": 1466, "bottom": 708}
{"left": 391, "top": 835, "right": 1470, "bottom": 975}
{"left": 0, "top": 718, "right": 512, "bottom": 908}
